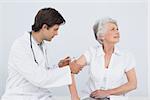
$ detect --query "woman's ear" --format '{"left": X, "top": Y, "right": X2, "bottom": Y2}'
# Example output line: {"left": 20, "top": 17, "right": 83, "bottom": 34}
{"left": 97, "top": 35, "right": 104, "bottom": 41}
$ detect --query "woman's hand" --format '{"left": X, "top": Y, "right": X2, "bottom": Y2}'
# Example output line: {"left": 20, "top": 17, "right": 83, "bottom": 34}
{"left": 90, "top": 89, "right": 110, "bottom": 99}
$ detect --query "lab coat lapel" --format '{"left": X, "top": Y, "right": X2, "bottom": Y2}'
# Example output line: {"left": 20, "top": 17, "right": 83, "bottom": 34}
{"left": 42, "top": 43, "right": 49, "bottom": 68}
{"left": 31, "top": 36, "right": 46, "bottom": 67}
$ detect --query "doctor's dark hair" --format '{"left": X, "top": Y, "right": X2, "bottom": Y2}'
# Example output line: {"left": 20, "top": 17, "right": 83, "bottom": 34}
{"left": 32, "top": 7, "right": 66, "bottom": 32}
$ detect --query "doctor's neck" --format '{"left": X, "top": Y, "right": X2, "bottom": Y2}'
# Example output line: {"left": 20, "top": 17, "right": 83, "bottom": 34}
{"left": 31, "top": 31, "right": 43, "bottom": 44}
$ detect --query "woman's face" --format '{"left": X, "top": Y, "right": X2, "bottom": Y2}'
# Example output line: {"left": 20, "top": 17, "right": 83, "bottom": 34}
{"left": 102, "top": 22, "right": 120, "bottom": 44}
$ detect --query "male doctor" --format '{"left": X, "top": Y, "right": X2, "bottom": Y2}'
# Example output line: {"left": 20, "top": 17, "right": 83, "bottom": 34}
{"left": 2, "top": 7, "right": 81, "bottom": 100}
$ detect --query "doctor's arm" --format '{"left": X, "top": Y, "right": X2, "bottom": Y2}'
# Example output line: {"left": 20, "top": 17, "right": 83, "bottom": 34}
{"left": 58, "top": 55, "right": 87, "bottom": 74}
{"left": 90, "top": 68, "right": 137, "bottom": 98}
{"left": 11, "top": 42, "right": 72, "bottom": 89}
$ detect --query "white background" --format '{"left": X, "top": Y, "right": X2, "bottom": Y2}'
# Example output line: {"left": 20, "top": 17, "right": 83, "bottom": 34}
{"left": 0, "top": 0, "right": 148, "bottom": 98}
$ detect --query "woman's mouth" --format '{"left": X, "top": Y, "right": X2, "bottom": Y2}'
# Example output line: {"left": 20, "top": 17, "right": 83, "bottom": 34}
{"left": 114, "top": 36, "right": 120, "bottom": 38}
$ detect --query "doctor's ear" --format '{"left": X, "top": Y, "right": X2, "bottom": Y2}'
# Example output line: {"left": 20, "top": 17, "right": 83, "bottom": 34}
{"left": 42, "top": 24, "right": 49, "bottom": 30}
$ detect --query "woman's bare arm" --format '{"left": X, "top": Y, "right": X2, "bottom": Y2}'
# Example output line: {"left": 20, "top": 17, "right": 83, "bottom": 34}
{"left": 107, "top": 68, "right": 137, "bottom": 95}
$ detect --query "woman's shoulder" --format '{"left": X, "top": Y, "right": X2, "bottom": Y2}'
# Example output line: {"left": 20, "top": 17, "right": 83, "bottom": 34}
{"left": 116, "top": 47, "right": 134, "bottom": 57}
{"left": 87, "top": 45, "right": 100, "bottom": 53}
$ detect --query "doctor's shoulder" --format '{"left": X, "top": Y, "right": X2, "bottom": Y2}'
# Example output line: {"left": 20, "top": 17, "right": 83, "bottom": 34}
{"left": 10, "top": 34, "right": 30, "bottom": 53}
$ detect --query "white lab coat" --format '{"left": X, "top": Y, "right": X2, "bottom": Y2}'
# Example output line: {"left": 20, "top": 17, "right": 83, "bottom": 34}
{"left": 1, "top": 32, "right": 72, "bottom": 100}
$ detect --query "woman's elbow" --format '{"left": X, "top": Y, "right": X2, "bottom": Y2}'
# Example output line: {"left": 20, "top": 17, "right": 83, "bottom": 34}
{"left": 130, "top": 82, "right": 137, "bottom": 90}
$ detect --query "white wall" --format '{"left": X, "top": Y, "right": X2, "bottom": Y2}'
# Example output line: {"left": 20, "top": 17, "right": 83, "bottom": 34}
{"left": 0, "top": 3, "right": 3, "bottom": 97}
{"left": 148, "top": 0, "right": 150, "bottom": 98}
{"left": 0, "top": 0, "right": 148, "bottom": 97}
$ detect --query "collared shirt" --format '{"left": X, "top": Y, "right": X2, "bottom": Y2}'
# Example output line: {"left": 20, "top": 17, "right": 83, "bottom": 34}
{"left": 31, "top": 34, "right": 44, "bottom": 53}
{"left": 81, "top": 45, "right": 136, "bottom": 98}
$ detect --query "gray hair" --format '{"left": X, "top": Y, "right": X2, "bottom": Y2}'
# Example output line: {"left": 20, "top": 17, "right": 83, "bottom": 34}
{"left": 93, "top": 17, "right": 118, "bottom": 43}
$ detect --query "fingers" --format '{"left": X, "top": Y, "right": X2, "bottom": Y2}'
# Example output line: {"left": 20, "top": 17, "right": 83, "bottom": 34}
{"left": 90, "top": 90, "right": 108, "bottom": 99}
{"left": 90, "top": 90, "right": 98, "bottom": 98}
{"left": 64, "top": 56, "right": 71, "bottom": 61}
{"left": 59, "top": 57, "right": 83, "bottom": 74}
{"left": 58, "top": 57, "right": 71, "bottom": 67}
{"left": 71, "top": 60, "right": 83, "bottom": 68}
{"left": 61, "top": 57, "right": 71, "bottom": 63}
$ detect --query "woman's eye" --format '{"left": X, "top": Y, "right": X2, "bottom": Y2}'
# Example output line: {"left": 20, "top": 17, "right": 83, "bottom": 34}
{"left": 111, "top": 28, "right": 118, "bottom": 31}
{"left": 111, "top": 28, "right": 114, "bottom": 30}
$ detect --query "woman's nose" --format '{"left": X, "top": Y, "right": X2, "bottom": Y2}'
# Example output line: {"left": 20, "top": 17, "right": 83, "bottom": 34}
{"left": 115, "top": 30, "right": 119, "bottom": 34}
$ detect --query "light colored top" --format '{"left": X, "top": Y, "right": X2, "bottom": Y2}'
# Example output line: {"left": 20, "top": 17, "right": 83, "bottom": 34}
{"left": 2, "top": 32, "right": 72, "bottom": 100}
{"left": 81, "top": 45, "right": 136, "bottom": 98}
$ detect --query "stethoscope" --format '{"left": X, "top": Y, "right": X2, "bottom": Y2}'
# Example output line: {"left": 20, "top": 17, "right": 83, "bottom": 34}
{"left": 30, "top": 32, "right": 39, "bottom": 65}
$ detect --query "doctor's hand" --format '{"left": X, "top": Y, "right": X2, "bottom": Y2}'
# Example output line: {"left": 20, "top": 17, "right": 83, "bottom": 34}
{"left": 69, "top": 60, "right": 83, "bottom": 74}
{"left": 58, "top": 57, "right": 71, "bottom": 68}
{"left": 90, "top": 89, "right": 110, "bottom": 99}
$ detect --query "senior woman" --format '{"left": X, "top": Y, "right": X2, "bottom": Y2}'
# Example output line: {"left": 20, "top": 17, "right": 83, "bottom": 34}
{"left": 69, "top": 17, "right": 137, "bottom": 100}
